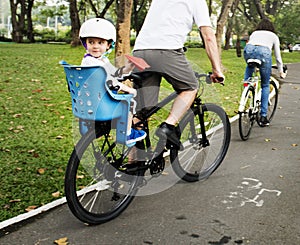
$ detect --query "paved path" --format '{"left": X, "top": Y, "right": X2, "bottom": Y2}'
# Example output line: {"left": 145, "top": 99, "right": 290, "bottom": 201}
{"left": 1, "top": 64, "right": 299, "bottom": 245}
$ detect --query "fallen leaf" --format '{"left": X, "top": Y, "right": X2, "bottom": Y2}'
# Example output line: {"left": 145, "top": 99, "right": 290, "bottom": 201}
{"left": 37, "top": 168, "right": 46, "bottom": 175}
{"left": 57, "top": 168, "right": 64, "bottom": 173}
{"left": 40, "top": 97, "right": 51, "bottom": 101}
{"left": 13, "top": 114, "right": 22, "bottom": 118}
{"left": 9, "top": 199, "right": 21, "bottom": 203}
{"left": 32, "top": 89, "right": 43, "bottom": 93}
{"left": 291, "top": 143, "right": 298, "bottom": 147}
{"left": 31, "top": 79, "right": 41, "bottom": 82}
{"left": 265, "top": 138, "right": 271, "bottom": 142}
{"left": 52, "top": 191, "right": 60, "bottom": 198}
{"left": 54, "top": 237, "right": 68, "bottom": 245}
{"left": 25, "top": 205, "right": 37, "bottom": 212}
{"left": 56, "top": 135, "right": 63, "bottom": 139}
{"left": 272, "top": 147, "right": 278, "bottom": 150}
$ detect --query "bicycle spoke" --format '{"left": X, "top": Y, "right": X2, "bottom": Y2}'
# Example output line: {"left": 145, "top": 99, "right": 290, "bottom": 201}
{"left": 171, "top": 103, "right": 230, "bottom": 182}
{"left": 65, "top": 128, "right": 140, "bottom": 224}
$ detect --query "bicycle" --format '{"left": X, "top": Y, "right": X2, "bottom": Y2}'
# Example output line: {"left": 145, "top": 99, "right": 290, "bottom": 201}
{"left": 238, "top": 59, "right": 286, "bottom": 140}
{"left": 60, "top": 61, "right": 231, "bottom": 225}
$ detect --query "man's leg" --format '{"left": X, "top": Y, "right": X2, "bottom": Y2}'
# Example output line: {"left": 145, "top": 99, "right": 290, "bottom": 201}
{"left": 165, "top": 89, "right": 197, "bottom": 125}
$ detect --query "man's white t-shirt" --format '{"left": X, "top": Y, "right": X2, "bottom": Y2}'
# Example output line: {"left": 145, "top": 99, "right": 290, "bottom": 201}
{"left": 133, "top": 0, "right": 212, "bottom": 50}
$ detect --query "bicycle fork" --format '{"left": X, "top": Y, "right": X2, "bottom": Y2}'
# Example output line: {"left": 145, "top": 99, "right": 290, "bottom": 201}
{"left": 194, "top": 99, "right": 209, "bottom": 147}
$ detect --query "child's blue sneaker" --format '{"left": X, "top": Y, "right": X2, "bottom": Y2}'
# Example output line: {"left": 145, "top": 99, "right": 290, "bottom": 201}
{"left": 126, "top": 128, "right": 147, "bottom": 145}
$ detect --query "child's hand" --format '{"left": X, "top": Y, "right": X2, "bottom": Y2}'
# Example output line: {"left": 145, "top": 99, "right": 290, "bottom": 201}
{"left": 123, "top": 61, "right": 135, "bottom": 75}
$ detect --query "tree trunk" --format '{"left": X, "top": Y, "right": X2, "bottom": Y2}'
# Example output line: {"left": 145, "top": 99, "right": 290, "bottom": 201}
{"left": 9, "top": 0, "right": 26, "bottom": 43}
{"left": 216, "top": 0, "right": 235, "bottom": 53}
{"left": 115, "top": 0, "right": 133, "bottom": 58}
{"left": 254, "top": 0, "right": 266, "bottom": 19}
{"left": 236, "top": 37, "right": 241, "bottom": 57}
{"left": 69, "top": 0, "right": 81, "bottom": 46}
{"left": 224, "top": 0, "right": 239, "bottom": 50}
{"left": 26, "top": 0, "right": 35, "bottom": 43}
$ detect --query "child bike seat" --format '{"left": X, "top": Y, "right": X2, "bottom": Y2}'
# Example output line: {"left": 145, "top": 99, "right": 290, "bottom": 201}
{"left": 60, "top": 61, "right": 133, "bottom": 144}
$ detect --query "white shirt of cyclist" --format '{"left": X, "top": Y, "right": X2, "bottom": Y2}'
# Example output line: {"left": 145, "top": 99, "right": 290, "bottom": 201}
{"left": 134, "top": 0, "right": 212, "bottom": 50}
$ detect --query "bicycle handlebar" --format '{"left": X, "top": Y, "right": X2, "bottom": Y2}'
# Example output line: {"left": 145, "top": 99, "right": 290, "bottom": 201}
{"left": 195, "top": 72, "right": 224, "bottom": 86}
{"left": 272, "top": 64, "right": 288, "bottom": 73}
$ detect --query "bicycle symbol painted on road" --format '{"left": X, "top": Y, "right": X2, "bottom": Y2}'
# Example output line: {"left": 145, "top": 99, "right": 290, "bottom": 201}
{"left": 215, "top": 177, "right": 281, "bottom": 209}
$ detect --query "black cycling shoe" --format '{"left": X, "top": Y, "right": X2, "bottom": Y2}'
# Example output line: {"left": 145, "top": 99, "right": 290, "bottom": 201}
{"left": 259, "top": 116, "right": 270, "bottom": 127}
{"left": 155, "top": 122, "right": 182, "bottom": 150}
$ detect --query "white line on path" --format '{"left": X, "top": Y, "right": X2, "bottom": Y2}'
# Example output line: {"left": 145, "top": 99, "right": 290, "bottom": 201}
{"left": 0, "top": 197, "right": 66, "bottom": 230}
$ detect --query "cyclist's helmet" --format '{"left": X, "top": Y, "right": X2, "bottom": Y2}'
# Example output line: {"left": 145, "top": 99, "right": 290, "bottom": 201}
{"left": 79, "top": 18, "right": 116, "bottom": 51}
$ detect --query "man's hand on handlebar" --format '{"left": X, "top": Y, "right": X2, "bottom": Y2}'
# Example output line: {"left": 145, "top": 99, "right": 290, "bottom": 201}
{"left": 210, "top": 71, "right": 225, "bottom": 85}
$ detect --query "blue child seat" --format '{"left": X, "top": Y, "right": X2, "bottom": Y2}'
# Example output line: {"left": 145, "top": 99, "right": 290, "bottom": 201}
{"left": 60, "top": 61, "right": 133, "bottom": 145}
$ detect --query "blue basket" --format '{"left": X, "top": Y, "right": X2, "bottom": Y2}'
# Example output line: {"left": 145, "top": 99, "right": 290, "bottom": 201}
{"left": 60, "top": 61, "right": 133, "bottom": 144}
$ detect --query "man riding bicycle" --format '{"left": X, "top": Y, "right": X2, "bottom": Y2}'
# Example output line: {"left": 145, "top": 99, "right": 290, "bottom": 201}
{"left": 133, "top": 0, "right": 225, "bottom": 147}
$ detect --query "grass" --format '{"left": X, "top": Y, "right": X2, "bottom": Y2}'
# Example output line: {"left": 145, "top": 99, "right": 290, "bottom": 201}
{"left": 0, "top": 43, "right": 299, "bottom": 222}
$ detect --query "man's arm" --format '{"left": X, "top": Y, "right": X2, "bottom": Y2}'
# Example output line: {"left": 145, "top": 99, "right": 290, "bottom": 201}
{"left": 199, "top": 26, "right": 225, "bottom": 83}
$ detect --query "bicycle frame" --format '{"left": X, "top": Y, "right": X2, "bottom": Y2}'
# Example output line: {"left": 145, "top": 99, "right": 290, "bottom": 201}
{"left": 238, "top": 69, "right": 261, "bottom": 114}
{"left": 132, "top": 87, "right": 209, "bottom": 163}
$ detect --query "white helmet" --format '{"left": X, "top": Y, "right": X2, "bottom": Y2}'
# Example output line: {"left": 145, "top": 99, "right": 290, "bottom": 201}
{"left": 79, "top": 18, "right": 116, "bottom": 43}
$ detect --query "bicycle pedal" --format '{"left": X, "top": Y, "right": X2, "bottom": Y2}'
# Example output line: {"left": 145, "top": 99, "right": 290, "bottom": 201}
{"left": 166, "top": 140, "right": 184, "bottom": 151}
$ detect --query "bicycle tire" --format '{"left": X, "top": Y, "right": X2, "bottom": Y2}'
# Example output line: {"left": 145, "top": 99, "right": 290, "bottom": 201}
{"left": 239, "top": 86, "right": 256, "bottom": 140}
{"left": 65, "top": 126, "right": 142, "bottom": 225}
{"left": 170, "top": 103, "right": 231, "bottom": 182}
{"left": 267, "top": 79, "right": 278, "bottom": 122}
{"left": 256, "top": 79, "right": 279, "bottom": 127}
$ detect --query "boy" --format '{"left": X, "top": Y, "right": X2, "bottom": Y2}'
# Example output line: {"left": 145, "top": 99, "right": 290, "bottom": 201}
{"left": 79, "top": 18, "right": 146, "bottom": 145}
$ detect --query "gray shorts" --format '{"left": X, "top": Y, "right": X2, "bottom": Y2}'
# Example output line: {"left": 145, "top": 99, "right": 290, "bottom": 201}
{"left": 133, "top": 49, "right": 198, "bottom": 110}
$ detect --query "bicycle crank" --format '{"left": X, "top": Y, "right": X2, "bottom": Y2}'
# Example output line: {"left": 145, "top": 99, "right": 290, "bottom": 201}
{"left": 149, "top": 155, "right": 165, "bottom": 176}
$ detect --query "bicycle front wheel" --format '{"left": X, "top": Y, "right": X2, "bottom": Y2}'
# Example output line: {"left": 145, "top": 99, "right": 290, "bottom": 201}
{"left": 239, "top": 86, "right": 256, "bottom": 140}
{"left": 170, "top": 103, "right": 231, "bottom": 182}
{"left": 267, "top": 79, "right": 279, "bottom": 122}
{"left": 65, "top": 126, "right": 141, "bottom": 225}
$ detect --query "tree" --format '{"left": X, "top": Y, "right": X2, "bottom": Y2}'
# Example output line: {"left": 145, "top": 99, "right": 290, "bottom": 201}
{"left": 115, "top": 0, "right": 133, "bottom": 58}
{"left": 224, "top": 0, "right": 240, "bottom": 50}
{"left": 68, "top": 0, "right": 81, "bottom": 46}
{"left": 9, "top": 0, "right": 35, "bottom": 43}
{"left": 87, "top": 0, "right": 115, "bottom": 18}
{"left": 215, "top": 0, "right": 235, "bottom": 53}
{"left": 132, "top": 0, "right": 149, "bottom": 36}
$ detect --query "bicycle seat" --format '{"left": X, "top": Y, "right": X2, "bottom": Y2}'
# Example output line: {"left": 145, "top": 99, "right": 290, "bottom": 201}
{"left": 247, "top": 59, "right": 262, "bottom": 68}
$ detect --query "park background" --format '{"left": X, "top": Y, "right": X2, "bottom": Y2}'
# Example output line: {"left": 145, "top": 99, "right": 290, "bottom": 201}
{"left": 0, "top": 0, "right": 299, "bottom": 222}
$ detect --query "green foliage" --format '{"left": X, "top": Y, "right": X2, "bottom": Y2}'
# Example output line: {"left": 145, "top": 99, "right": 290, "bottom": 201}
{"left": 274, "top": 2, "right": 300, "bottom": 44}
{"left": 0, "top": 43, "right": 299, "bottom": 222}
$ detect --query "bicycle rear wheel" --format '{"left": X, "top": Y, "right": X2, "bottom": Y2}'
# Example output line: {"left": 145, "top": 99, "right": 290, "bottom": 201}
{"left": 239, "top": 86, "right": 256, "bottom": 140}
{"left": 170, "top": 103, "right": 231, "bottom": 182}
{"left": 267, "top": 79, "right": 278, "bottom": 121}
{"left": 65, "top": 125, "right": 142, "bottom": 225}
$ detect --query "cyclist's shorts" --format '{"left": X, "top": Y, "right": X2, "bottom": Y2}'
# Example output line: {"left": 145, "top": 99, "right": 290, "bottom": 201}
{"left": 133, "top": 49, "right": 198, "bottom": 110}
